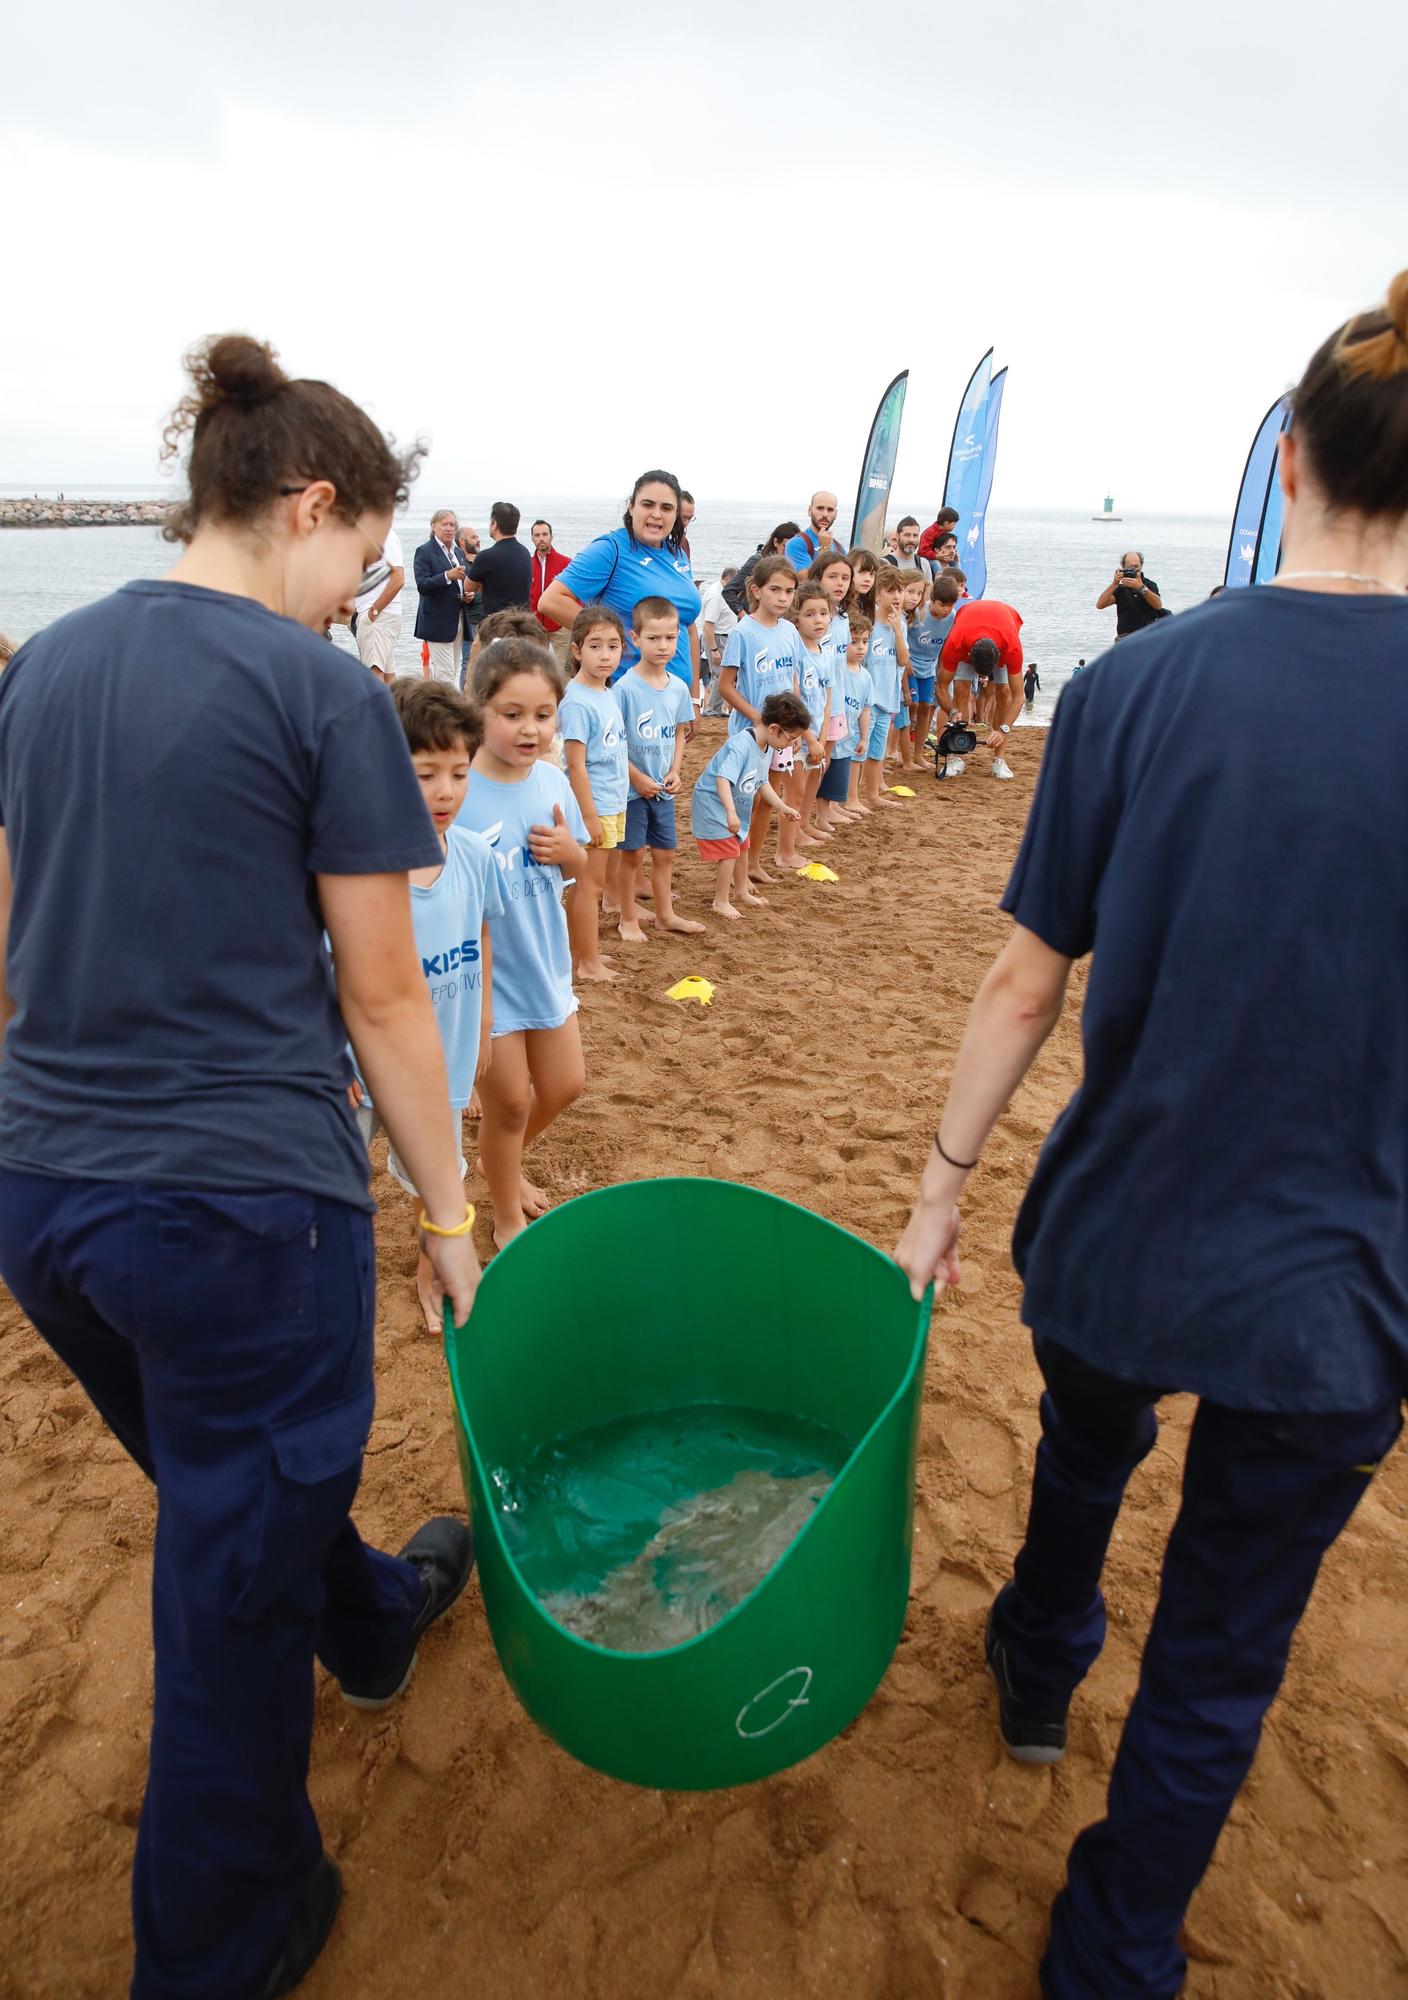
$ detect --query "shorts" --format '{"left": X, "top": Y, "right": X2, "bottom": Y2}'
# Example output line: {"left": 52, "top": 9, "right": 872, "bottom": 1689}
{"left": 865, "top": 707, "right": 893, "bottom": 761}
{"left": 623, "top": 791, "right": 678, "bottom": 851}
{"left": 911, "top": 674, "right": 936, "bottom": 703}
{"left": 595, "top": 810, "right": 627, "bottom": 850}
{"left": 354, "top": 613, "right": 400, "bottom": 675}
{"left": 698, "top": 835, "right": 744, "bottom": 861}
{"left": 356, "top": 1099, "right": 468, "bottom": 1200}
{"left": 827, "top": 713, "right": 846, "bottom": 741}
{"left": 770, "top": 745, "right": 796, "bottom": 773}
{"left": 817, "top": 755, "right": 850, "bottom": 803}
{"left": 954, "top": 662, "right": 1009, "bottom": 685}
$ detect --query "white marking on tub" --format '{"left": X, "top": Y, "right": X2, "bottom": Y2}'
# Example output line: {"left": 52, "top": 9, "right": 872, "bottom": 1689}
{"left": 735, "top": 1666, "right": 813, "bottom": 1739}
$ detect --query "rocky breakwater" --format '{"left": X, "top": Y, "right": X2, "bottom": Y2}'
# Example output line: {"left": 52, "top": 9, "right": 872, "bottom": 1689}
{"left": 1, "top": 497, "right": 171, "bottom": 529}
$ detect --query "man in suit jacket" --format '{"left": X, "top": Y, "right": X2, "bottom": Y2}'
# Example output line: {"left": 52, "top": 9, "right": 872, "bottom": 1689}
{"left": 413, "top": 509, "right": 469, "bottom": 684}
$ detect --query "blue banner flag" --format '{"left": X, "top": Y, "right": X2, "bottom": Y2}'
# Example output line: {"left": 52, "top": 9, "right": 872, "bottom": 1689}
{"left": 956, "top": 366, "right": 1006, "bottom": 599}
{"left": 850, "top": 370, "right": 909, "bottom": 555}
{"left": 1224, "top": 394, "right": 1290, "bottom": 589}
{"left": 941, "top": 349, "right": 1001, "bottom": 595}
{"left": 1253, "top": 431, "right": 1288, "bottom": 583}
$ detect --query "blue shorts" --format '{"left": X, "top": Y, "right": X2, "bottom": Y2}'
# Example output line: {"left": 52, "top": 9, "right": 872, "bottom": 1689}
{"left": 623, "top": 791, "right": 678, "bottom": 851}
{"left": 865, "top": 708, "right": 893, "bottom": 761}
{"left": 911, "top": 674, "right": 936, "bottom": 703}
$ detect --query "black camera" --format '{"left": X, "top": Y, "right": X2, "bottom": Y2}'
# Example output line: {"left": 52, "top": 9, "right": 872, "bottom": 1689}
{"left": 937, "top": 721, "right": 977, "bottom": 760}
{"left": 1121, "top": 565, "right": 1141, "bottom": 579}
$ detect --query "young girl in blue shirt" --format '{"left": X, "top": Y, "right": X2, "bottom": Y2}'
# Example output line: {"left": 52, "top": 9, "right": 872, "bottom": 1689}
{"left": 718, "top": 555, "right": 802, "bottom": 885}
{"left": 777, "top": 583, "right": 835, "bottom": 868}
{"left": 804, "top": 551, "right": 858, "bottom": 829}
{"left": 559, "top": 604, "right": 628, "bottom": 985}
{"left": 457, "top": 637, "right": 591, "bottom": 1247}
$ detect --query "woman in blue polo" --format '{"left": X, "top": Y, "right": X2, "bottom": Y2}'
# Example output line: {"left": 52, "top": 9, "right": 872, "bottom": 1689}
{"left": 536, "top": 469, "right": 702, "bottom": 699}
{"left": 895, "top": 269, "right": 1408, "bottom": 2000}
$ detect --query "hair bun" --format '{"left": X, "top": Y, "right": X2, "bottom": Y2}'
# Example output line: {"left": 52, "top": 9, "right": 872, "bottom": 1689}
{"left": 1388, "top": 268, "right": 1408, "bottom": 345}
{"left": 1336, "top": 270, "right": 1408, "bottom": 386}
{"left": 189, "top": 333, "right": 287, "bottom": 410}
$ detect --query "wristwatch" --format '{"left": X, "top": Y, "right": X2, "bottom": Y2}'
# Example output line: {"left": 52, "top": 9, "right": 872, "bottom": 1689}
{"left": 999, "top": 723, "right": 1011, "bottom": 734}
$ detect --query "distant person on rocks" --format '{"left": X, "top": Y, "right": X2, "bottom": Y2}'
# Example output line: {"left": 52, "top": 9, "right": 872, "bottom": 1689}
{"left": 529, "top": 518, "right": 572, "bottom": 666}
{"left": 918, "top": 506, "right": 961, "bottom": 561}
{"left": 700, "top": 567, "right": 738, "bottom": 714}
{"left": 1096, "top": 551, "right": 1163, "bottom": 637}
{"left": 352, "top": 520, "right": 404, "bottom": 680}
{"left": 784, "top": 491, "right": 847, "bottom": 572}
{"left": 723, "top": 522, "right": 799, "bottom": 621}
{"left": 413, "top": 508, "right": 470, "bottom": 684}
{"left": 537, "top": 470, "right": 702, "bottom": 701}
{"left": 467, "top": 502, "right": 532, "bottom": 623}
{"left": 884, "top": 516, "right": 935, "bottom": 582}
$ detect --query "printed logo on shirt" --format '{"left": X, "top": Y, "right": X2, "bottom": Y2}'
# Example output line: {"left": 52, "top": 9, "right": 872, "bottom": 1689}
{"left": 738, "top": 772, "right": 761, "bottom": 799}
{"left": 422, "top": 939, "right": 481, "bottom": 979}
{"left": 632, "top": 709, "right": 678, "bottom": 742}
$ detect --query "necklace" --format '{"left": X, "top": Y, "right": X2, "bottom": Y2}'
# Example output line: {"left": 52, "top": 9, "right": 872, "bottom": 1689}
{"left": 1274, "top": 570, "right": 1406, "bottom": 593}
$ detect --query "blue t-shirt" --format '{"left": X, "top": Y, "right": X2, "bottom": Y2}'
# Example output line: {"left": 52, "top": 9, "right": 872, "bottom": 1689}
{"left": 906, "top": 605, "right": 954, "bottom": 677}
{"left": 864, "top": 619, "right": 902, "bottom": 714}
{"left": 454, "top": 761, "right": 588, "bottom": 1035}
{"left": 615, "top": 668, "right": 696, "bottom": 794}
{"left": 795, "top": 642, "right": 830, "bottom": 734}
{"left": 835, "top": 665, "right": 875, "bottom": 761}
{"left": 783, "top": 530, "right": 849, "bottom": 573}
{"left": 722, "top": 616, "right": 802, "bottom": 736}
{"left": 556, "top": 529, "right": 701, "bottom": 687}
{"left": 352, "top": 827, "right": 503, "bottom": 1110}
{"left": 1004, "top": 589, "right": 1408, "bottom": 1413}
{"left": 692, "top": 731, "right": 770, "bottom": 841}
{"left": 558, "top": 681, "right": 628, "bottom": 816}
{"left": 0, "top": 581, "right": 441, "bottom": 1210}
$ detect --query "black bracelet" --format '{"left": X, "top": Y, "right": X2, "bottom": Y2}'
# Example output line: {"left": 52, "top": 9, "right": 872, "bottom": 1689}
{"left": 935, "top": 1132, "right": 979, "bottom": 1171}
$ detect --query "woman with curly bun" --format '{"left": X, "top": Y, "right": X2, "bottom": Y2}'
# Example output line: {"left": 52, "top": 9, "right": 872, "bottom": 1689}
{"left": 0, "top": 336, "right": 480, "bottom": 1996}
{"left": 897, "top": 272, "right": 1408, "bottom": 1998}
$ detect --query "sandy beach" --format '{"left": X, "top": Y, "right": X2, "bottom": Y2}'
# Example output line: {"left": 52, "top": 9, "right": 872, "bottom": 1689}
{"left": 1, "top": 725, "right": 1404, "bottom": 2000}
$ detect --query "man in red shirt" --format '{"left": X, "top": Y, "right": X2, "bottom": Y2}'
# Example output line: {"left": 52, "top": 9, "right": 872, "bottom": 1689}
{"left": 938, "top": 598, "right": 1024, "bottom": 780}
{"left": 529, "top": 519, "right": 572, "bottom": 664}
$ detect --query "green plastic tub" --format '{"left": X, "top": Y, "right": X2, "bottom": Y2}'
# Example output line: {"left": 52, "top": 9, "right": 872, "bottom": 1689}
{"left": 443, "top": 1178, "right": 931, "bottom": 1790}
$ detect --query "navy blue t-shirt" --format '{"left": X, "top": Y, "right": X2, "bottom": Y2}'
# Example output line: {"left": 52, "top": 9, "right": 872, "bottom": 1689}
{"left": 0, "top": 580, "right": 442, "bottom": 1210}
{"left": 1003, "top": 587, "right": 1408, "bottom": 1414}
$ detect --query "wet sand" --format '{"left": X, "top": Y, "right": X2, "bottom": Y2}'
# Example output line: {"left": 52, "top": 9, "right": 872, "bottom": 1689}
{"left": 2, "top": 726, "right": 1405, "bottom": 1998}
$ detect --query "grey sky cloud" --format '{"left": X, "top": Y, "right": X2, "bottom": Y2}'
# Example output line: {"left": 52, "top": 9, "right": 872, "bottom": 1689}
{"left": 3, "top": 1, "right": 1402, "bottom": 513}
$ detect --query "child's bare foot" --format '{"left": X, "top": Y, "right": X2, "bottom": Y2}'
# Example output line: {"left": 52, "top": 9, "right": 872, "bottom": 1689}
{"left": 739, "top": 887, "right": 768, "bottom": 907}
{"left": 492, "top": 1211, "right": 529, "bottom": 1252}
{"left": 416, "top": 1254, "right": 441, "bottom": 1335}
{"left": 618, "top": 920, "right": 651, "bottom": 942}
{"left": 850, "top": 800, "right": 873, "bottom": 817}
{"left": 521, "top": 1174, "right": 551, "bottom": 1218}
{"left": 576, "top": 959, "right": 617, "bottom": 982}
{"left": 797, "top": 830, "right": 825, "bottom": 848}
{"left": 712, "top": 898, "right": 742, "bottom": 919}
{"left": 748, "top": 865, "right": 776, "bottom": 886}
{"left": 662, "top": 914, "right": 706, "bottom": 935}
{"left": 877, "top": 794, "right": 903, "bottom": 808}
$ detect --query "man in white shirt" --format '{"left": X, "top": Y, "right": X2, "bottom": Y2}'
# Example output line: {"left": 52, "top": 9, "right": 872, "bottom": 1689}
{"left": 352, "top": 524, "right": 404, "bottom": 681}
{"left": 700, "top": 568, "right": 737, "bottom": 715}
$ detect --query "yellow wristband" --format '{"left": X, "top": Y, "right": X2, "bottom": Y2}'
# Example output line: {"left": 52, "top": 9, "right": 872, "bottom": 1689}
{"left": 419, "top": 1203, "right": 476, "bottom": 1238}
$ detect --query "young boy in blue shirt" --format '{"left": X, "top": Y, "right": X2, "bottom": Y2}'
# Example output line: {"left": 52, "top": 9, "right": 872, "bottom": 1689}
{"left": 615, "top": 597, "right": 706, "bottom": 941}
{"left": 691, "top": 691, "right": 810, "bottom": 918}
{"left": 344, "top": 680, "right": 502, "bottom": 1331}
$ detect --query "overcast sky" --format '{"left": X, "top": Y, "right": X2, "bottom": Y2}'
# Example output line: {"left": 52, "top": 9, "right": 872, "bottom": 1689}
{"left": 3, "top": 0, "right": 1402, "bottom": 514}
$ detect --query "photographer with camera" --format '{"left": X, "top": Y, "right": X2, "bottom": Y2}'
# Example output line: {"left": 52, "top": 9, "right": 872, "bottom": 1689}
{"left": 1096, "top": 551, "right": 1163, "bottom": 637}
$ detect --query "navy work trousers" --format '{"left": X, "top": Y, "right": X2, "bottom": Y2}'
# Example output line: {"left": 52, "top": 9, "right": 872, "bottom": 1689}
{"left": 989, "top": 1334, "right": 1401, "bottom": 1999}
{"left": 0, "top": 1170, "right": 424, "bottom": 2000}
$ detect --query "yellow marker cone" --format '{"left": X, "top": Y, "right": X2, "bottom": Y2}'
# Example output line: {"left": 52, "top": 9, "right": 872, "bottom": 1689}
{"left": 666, "top": 976, "right": 716, "bottom": 1006}
{"left": 887, "top": 785, "right": 917, "bottom": 798}
{"left": 797, "top": 862, "right": 840, "bottom": 882}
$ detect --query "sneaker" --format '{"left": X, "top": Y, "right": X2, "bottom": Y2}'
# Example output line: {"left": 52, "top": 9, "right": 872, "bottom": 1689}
{"left": 339, "top": 1517, "right": 475, "bottom": 1710}
{"left": 991, "top": 757, "right": 1015, "bottom": 780}
{"left": 259, "top": 1852, "right": 342, "bottom": 1997}
{"left": 984, "top": 1606, "right": 1068, "bottom": 1765}
{"left": 945, "top": 756, "right": 966, "bottom": 777}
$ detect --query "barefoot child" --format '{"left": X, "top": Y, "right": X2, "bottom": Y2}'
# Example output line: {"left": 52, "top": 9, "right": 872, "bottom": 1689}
{"left": 344, "top": 681, "right": 502, "bottom": 1331}
{"left": 806, "top": 552, "right": 857, "bottom": 830}
{"left": 614, "top": 597, "right": 706, "bottom": 940}
{"left": 859, "top": 569, "right": 909, "bottom": 809}
{"left": 892, "top": 568, "right": 928, "bottom": 770}
{"left": 777, "top": 583, "right": 835, "bottom": 866}
{"left": 718, "top": 555, "right": 801, "bottom": 885}
{"left": 560, "top": 605, "right": 628, "bottom": 982}
{"left": 457, "top": 638, "right": 590, "bottom": 1246}
{"left": 834, "top": 615, "right": 876, "bottom": 819}
{"left": 692, "top": 692, "right": 811, "bottom": 917}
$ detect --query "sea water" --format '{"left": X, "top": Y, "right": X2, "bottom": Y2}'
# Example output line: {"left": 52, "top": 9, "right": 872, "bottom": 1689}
{"left": 492, "top": 1404, "right": 853, "bottom": 1653}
